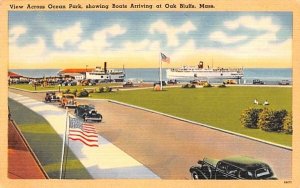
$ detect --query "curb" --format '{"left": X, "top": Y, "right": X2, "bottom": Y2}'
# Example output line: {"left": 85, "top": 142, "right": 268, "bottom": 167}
{"left": 9, "top": 87, "right": 57, "bottom": 93}
{"left": 108, "top": 100, "right": 292, "bottom": 151}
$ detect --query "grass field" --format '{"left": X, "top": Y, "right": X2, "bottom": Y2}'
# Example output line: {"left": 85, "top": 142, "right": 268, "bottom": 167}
{"left": 9, "top": 83, "right": 121, "bottom": 92}
{"left": 89, "top": 86, "right": 292, "bottom": 146}
{"left": 8, "top": 98, "right": 92, "bottom": 179}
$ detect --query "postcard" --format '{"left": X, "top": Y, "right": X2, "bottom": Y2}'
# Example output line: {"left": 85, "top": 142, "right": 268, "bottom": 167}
{"left": 1, "top": 0, "right": 300, "bottom": 188}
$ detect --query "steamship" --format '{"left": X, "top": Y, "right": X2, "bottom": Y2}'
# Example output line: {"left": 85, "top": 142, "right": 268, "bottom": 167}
{"left": 166, "top": 61, "right": 244, "bottom": 80}
{"left": 85, "top": 62, "right": 125, "bottom": 82}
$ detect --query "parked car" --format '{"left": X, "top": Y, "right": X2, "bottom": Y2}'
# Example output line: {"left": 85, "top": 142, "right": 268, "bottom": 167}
{"left": 190, "top": 80, "right": 209, "bottom": 85}
{"left": 123, "top": 81, "right": 134, "bottom": 87}
{"left": 224, "top": 79, "right": 237, "bottom": 84}
{"left": 75, "top": 105, "right": 102, "bottom": 122}
{"left": 189, "top": 156, "right": 276, "bottom": 180}
{"left": 60, "top": 94, "right": 78, "bottom": 108}
{"left": 278, "top": 80, "right": 290, "bottom": 85}
{"left": 167, "top": 79, "right": 178, "bottom": 84}
{"left": 45, "top": 91, "right": 60, "bottom": 102}
{"left": 153, "top": 81, "right": 167, "bottom": 86}
{"left": 253, "top": 79, "right": 265, "bottom": 85}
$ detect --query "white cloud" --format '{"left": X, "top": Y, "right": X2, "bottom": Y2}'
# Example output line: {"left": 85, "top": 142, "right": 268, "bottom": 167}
{"left": 53, "top": 22, "right": 82, "bottom": 48}
{"left": 10, "top": 37, "right": 47, "bottom": 63}
{"left": 9, "top": 25, "right": 27, "bottom": 43}
{"left": 122, "top": 39, "right": 161, "bottom": 51}
{"left": 79, "top": 24, "right": 126, "bottom": 52}
{"left": 224, "top": 16, "right": 280, "bottom": 33}
{"left": 209, "top": 31, "right": 248, "bottom": 44}
{"left": 149, "top": 20, "right": 196, "bottom": 47}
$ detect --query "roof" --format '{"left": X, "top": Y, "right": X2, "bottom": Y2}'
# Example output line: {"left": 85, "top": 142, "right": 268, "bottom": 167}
{"left": 221, "top": 156, "right": 269, "bottom": 170}
{"left": 8, "top": 72, "right": 24, "bottom": 78}
{"left": 59, "top": 68, "right": 95, "bottom": 74}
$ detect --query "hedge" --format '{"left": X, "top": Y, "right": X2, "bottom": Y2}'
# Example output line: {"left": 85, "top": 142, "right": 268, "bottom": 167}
{"left": 241, "top": 107, "right": 292, "bottom": 134}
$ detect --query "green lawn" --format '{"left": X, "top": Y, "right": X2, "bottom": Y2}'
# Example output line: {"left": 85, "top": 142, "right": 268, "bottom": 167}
{"left": 89, "top": 86, "right": 292, "bottom": 146}
{"left": 8, "top": 98, "right": 92, "bottom": 179}
{"left": 9, "top": 83, "right": 121, "bottom": 92}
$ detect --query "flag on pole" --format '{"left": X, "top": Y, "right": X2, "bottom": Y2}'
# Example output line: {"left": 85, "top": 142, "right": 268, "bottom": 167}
{"left": 68, "top": 117, "right": 99, "bottom": 147}
{"left": 161, "top": 53, "right": 170, "bottom": 63}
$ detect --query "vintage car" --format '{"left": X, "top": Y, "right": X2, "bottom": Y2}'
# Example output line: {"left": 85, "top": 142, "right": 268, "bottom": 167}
{"left": 44, "top": 91, "right": 60, "bottom": 102}
{"left": 153, "top": 81, "right": 167, "bottom": 86}
{"left": 253, "top": 79, "right": 265, "bottom": 85}
{"left": 224, "top": 79, "right": 237, "bottom": 84}
{"left": 190, "top": 80, "right": 208, "bottom": 85}
{"left": 75, "top": 105, "right": 102, "bottom": 122}
{"left": 123, "top": 81, "right": 134, "bottom": 87}
{"left": 189, "top": 156, "right": 276, "bottom": 180}
{"left": 167, "top": 79, "right": 179, "bottom": 84}
{"left": 60, "top": 94, "right": 78, "bottom": 108}
{"left": 278, "top": 80, "right": 290, "bottom": 85}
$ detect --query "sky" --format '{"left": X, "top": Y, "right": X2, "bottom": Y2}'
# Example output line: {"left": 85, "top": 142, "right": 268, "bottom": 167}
{"left": 9, "top": 11, "right": 292, "bottom": 69}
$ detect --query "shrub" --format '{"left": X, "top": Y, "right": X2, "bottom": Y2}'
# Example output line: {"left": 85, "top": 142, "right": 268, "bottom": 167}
{"left": 77, "top": 90, "right": 89, "bottom": 97}
{"left": 99, "top": 87, "right": 105, "bottom": 93}
{"left": 181, "top": 84, "right": 196, "bottom": 88}
{"left": 97, "top": 87, "right": 112, "bottom": 93}
{"left": 71, "top": 89, "right": 77, "bottom": 96}
{"left": 258, "top": 108, "right": 287, "bottom": 132}
{"left": 240, "top": 108, "right": 262, "bottom": 129}
{"left": 203, "top": 83, "right": 212, "bottom": 88}
{"left": 63, "top": 89, "right": 70, "bottom": 94}
{"left": 218, "top": 84, "right": 226, "bottom": 88}
{"left": 283, "top": 112, "right": 293, "bottom": 134}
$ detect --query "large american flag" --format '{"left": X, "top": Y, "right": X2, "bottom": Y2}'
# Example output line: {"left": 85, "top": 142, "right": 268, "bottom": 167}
{"left": 68, "top": 117, "right": 99, "bottom": 147}
{"left": 161, "top": 53, "right": 170, "bottom": 63}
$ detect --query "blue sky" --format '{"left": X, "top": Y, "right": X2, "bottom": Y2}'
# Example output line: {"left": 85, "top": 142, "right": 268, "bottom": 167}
{"left": 9, "top": 11, "right": 292, "bottom": 68}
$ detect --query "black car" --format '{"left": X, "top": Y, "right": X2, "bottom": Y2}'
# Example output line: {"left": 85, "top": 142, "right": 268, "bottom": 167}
{"left": 75, "top": 105, "right": 102, "bottom": 122}
{"left": 153, "top": 81, "right": 167, "bottom": 86}
{"left": 44, "top": 91, "right": 60, "bottom": 102}
{"left": 253, "top": 79, "right": 265, "bottom": 85}
{"left": 167, "top": 79, "right": 178, "bottom": 84}
{"left": 190, "top": 156, "right": 276, "bottom": 180}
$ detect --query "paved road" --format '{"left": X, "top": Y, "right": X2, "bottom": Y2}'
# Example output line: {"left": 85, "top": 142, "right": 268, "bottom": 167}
{"left": 9, "top": 88, "right": 292, "bottom": 179}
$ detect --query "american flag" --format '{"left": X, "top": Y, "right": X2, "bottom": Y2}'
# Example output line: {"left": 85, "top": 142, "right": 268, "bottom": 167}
{"left": 161, "top": 53, "right": 170, "bottom": 63}
{"left": 68, "top": 117, "right": 99, "bottom": 147}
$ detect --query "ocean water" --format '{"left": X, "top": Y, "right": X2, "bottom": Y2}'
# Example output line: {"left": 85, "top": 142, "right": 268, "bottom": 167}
{"left": 9, "top": 68, "right": 292, "bottom": 84}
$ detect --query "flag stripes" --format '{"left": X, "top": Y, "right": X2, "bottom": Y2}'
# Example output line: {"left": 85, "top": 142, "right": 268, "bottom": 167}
{"left": 161, "top": 53, "right": 170, "bottom": 63}
{"left": 68, "top": 117, "right": 99, "bottom": 147}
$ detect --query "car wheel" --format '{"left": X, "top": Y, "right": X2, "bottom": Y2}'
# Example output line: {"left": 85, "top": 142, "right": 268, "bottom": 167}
{"left": 191, "top": 171, "right": 200, "bottom": 180}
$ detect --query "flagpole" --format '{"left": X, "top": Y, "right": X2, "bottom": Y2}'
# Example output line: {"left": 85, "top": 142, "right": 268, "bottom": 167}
{"left": 159, "top": 52, "right": 163, "bottom": 91}
{"left": 59, "top": 108, "right": 68, "bottom": 179}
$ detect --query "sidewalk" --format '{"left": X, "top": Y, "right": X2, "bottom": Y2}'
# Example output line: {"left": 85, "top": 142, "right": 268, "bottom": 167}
{"left": 8, "top": 92, "right": 159, "bottom": 179}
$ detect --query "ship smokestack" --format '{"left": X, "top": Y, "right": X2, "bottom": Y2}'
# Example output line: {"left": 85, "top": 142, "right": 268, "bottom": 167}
{"left": 198, "top": 61, "right": 204, "bottom": 69}
{"left": 104, "top": 62, "right": 107, "bottom": 73}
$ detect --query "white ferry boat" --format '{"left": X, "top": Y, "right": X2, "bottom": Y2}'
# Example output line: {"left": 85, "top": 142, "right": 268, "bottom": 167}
{"left": 166, "top": 61, "right": 244, "bottom": 80}
{"left": 85, "top": 62, "right": 125, "bottom": 82}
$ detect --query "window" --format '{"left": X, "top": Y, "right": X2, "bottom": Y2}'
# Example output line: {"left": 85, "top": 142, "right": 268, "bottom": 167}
{"left": 226, "top": 165, "right": 239, "bottom": 177}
